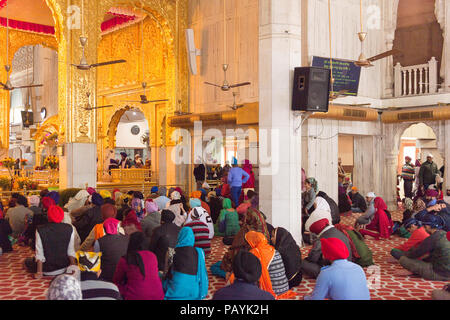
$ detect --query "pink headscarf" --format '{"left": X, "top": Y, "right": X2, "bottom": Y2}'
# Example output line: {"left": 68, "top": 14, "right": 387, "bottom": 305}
{"left": 103, "top": 218, "right": 120, "bottom": 235}
{"left": 145, "top": 199, "right": 159, "bottom": 214}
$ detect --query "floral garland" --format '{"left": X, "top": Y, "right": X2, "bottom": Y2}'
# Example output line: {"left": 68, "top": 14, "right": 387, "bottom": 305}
{"left": 44, "top": 155, "right": 59, "bottom": 170}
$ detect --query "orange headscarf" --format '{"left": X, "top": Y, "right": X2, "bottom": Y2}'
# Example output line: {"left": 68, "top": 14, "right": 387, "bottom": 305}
{"left": 190, "top": 191, "right": 202, "bottom": 199}
{"left": 229, "top": 231, "right": 297, "bottom": 299}
{"left": 230, "top": 231, "right": 276, "bottom": 297}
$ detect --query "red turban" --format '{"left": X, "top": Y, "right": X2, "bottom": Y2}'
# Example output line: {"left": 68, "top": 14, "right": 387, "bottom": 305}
{"left": 87, "top": 187, "right": 96, "bottom": 195}
{"left": 42, "top": 197, "right": 56, "bottom": 210}
{"left": 101, "top": 203, "right": 117, "bottom": 220}
{"left": 48, "top": 205, "right": 64, "bottom": 223}
{"left": 320, "top": 237, "right": 349, "bottom": 261}
{"left": 309, "top": 218, "right": 329, "bottom": 235}
{"left": 447, "top": 231, "right": 450, "bottom": 242}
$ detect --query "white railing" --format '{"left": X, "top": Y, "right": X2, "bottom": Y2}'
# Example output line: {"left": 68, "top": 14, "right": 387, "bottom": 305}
{"left": 394, "top": 57, "right": 438, "bottom": 97}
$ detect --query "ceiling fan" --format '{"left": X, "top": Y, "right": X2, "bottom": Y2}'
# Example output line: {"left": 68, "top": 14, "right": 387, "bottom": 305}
{"left": 204, "top": 1, "right": 250, "bottom": 92}
{"left": 352, "top": 1, "right": 401, "bottom": 68}
{"left": 227, "top": 92, "right": 244, "bottom": 110}
{"left": 174, "top": 99, "right": 192, "bottom": 116}
{"left": 121, "top": 82, "right": 169, "bottom": 105}
{"left": 83, "top": 92, "right": 114, "bottom": 111}
{"left": 353, "top": 33, "right": 401, "bottom": 68}
{"left": 72, "top": 36, "right": 126, "bottom": 71}
{"left": 204, "top": 64, "right": 251, "bottom": 92}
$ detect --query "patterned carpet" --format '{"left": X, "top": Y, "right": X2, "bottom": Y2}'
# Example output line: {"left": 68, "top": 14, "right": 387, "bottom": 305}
{"left": 0, "top": 210, "right": 446, "bottom": 300}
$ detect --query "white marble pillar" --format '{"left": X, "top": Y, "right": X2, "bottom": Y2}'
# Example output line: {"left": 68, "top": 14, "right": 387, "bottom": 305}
{"left": 444, "top": 120, "right": 450, "bottom": 192}
{"left": 60, "top": 143, "right": 97, "bottom": 189}
{"left": 303, "top": 119, "right": 339, "bottom": 202}
{"left": 259, "top": 0, "right": 303, "bottom": 244}
{"left": 384, "top": 152, "right": 398, "bottom": 210}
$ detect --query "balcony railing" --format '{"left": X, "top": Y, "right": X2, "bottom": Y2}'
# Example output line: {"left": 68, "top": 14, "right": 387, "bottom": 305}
{"left": 394, "top": 57, "right": 439, "bottom": 97}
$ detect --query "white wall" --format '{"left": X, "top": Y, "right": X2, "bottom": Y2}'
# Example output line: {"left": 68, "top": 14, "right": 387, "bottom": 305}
{"left": 306, "top": 0, "right": 383, "bottom": 99}
{"left": 115, "top": 120, "right": 149, "bottom": 149}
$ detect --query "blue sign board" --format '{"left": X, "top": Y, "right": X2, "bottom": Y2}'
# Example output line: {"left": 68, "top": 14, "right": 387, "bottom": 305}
{"left": 312, "top": 56, "right": 361, "bottom": 96}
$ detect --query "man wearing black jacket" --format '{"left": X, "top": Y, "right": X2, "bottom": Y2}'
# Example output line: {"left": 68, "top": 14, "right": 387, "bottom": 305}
{"left": 193, "top": 162, "right": 206, "bottom": 190}
{"left": 149, "top": 210, "right": 181, "bottom": 275}
{"left": 349, "top": 187, "right": 367, "bottom": 213}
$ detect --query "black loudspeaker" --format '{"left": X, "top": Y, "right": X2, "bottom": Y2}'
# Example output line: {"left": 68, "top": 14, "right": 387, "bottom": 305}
{"left": 292, "top": 67, "right": 331, "bottom": 112}
{"left": 21, "top": 111, "right": 34, "bottom": 128}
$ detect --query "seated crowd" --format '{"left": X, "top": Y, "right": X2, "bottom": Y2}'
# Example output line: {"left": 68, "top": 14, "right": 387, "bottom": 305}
{"left": 0, "top": 165, "right": 449, "bottom": 300}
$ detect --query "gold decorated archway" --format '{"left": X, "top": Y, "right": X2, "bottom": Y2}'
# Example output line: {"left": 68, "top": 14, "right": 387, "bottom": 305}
{"left": 33, "top": 115, "right": 60, "bottom": 167}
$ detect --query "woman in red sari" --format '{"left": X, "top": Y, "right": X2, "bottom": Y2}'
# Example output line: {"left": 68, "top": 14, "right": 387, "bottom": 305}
{"left": 359, "top": 197, "right": 393, "bottom": 240}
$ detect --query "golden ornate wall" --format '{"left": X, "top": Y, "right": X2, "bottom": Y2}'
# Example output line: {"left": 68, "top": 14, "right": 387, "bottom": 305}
{"left": 0, "top": 0, "right": 188, "bottom": 171}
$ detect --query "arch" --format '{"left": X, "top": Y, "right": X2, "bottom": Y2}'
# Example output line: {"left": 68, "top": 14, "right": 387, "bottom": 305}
{"left": 33, "top": 115, "right": 59, "bottom": 167}
{"left": 96, "top": 0, "right": 185, "bottom": 147}
{"left": 390, "top": 120, "right": 444, "bottom": 202}
{"left": 106, "top": 105, "right": 151, "bottom": 150}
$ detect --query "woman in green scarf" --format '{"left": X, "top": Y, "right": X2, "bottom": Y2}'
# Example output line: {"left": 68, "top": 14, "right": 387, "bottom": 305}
{"left": 215, "top": 198, "right": 240, "bottom": 240}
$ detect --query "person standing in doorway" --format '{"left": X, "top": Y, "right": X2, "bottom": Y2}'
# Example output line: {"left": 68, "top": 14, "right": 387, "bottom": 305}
{"left": 228, "top": 157, "right": 250, "bottom": 208}
{"left": 193, "top": 160, "right": 206, "bottom": 191}
{"left": 419, "top": 154, "right": 439, "bottom": 192}
{"left": 402, "top": 156, "right": 415, "bottom": 199}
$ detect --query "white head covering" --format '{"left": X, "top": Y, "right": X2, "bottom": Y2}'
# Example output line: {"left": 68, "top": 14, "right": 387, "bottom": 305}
{"left": 46, "top": 274, "right": 82, "bottom": 300}
{"left": 305, "top": 208, "right": 333, "bottom": 233}
{"left": 427, "top": 154, "right": 434, "bottom": 158}
{"left": 65, "top": 190, "right": 90, "bottom": 213}
{"left": 366, "top": 192, "right": 376, "bottom": 198}
{"left": 185, "top": 207, "right": 214, "bottom": 239}
{"left": 314, "top": 196, "right": 331, "bottom": 213}
{"left": 171, "top": 191, "right": 181, "bottom": 200}
{"left": 28, "top": 195, "right": 40, "bottom": 207}
{"left": 167, "top": 203, "right": 186, "bottom": 227}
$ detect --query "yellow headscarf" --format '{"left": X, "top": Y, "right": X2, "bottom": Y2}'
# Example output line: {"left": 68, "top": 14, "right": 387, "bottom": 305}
{"left": 76, "top": 251, "right": 102, "bottom": 272}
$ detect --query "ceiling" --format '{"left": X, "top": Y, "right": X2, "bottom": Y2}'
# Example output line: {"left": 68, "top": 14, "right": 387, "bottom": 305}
{"left": 119, "top": 109, "right": 146, "bottom": 123}
{"left": 0, "top": 0, "right": 55, "bottom": 26}
{"left": 0, "top": 0, "right": 135, "bottom": 28}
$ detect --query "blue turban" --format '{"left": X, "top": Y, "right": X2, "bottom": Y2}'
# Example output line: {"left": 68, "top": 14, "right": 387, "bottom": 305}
{"left": 403, "top": 218, "right": 421, "bottom": 230}
{"left": 422, "top": 214, "right": 445, "bottom": 229}
{"left": 189, "top": 198, "right": 202, "bottom": 208}
{"left": 91, "top": 193, "right": 104, "bottom": 207}
{"left": 151, "top": 186, "right": 159, "bottom": 194}
{"left": 215, "top": 187, "right": 222, "bottom": 197}
{"left": 232, "top": 157, "right": 238, "bottom": 165}
{"left": 199, "top": 188, "right": 207, "bottom": 196}
{"left": 47, "top": 191, "right": 60, "bottom": 205}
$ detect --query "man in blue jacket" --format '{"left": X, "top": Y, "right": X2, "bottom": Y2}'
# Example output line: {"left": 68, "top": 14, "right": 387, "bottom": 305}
{"left": 304, "top": 237, "right": 370, "bottom": 300}
{"left": 227, "top": 157, "right": 250, "bottom": 207}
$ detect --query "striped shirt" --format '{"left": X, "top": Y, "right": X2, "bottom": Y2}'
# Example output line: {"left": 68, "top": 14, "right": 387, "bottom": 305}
{"left": 184, "top": 221, "right": 211, "bottom": 256}
{"left": 402, "top": 163, "right": 415, "bottom": 180}
{"left": 268, "top": 250, "right": 290, "bottom": 296}
{"left": 80, "top": 273, "right": 122, "bottom": 300}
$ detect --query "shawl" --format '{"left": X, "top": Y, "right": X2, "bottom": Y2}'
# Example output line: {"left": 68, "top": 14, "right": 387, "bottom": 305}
{"left": 273, "top": 227, "right": 302, "bottom": 280}
{"left": 334, "top": 224, "right": 361, "bottom": 259}
{"left": 366, "top": 197, "right": 392, "bottom": 239}
{"left": 230, "top": 231, "right": 276, "bottom": 297}
{"left": 306, "top": 178, "right": 318, "bottom": 193}
{"left": 164, "top": 227, "right": 209, "bottom": 300}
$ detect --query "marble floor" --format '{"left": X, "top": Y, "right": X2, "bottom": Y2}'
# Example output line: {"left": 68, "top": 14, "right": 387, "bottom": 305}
{"left": 0, "top": 210, "right": 446, "bottom": 300}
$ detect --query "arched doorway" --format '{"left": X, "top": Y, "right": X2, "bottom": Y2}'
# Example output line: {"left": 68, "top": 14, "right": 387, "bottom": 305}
{"left": 8, "top": 44, "right": 58, "bottom": 168}
{"left": 397, "top": 122, "right": 443, "bottom": 200}
{"left": 99, "top": 106, "right": 151, "bottom": 182}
